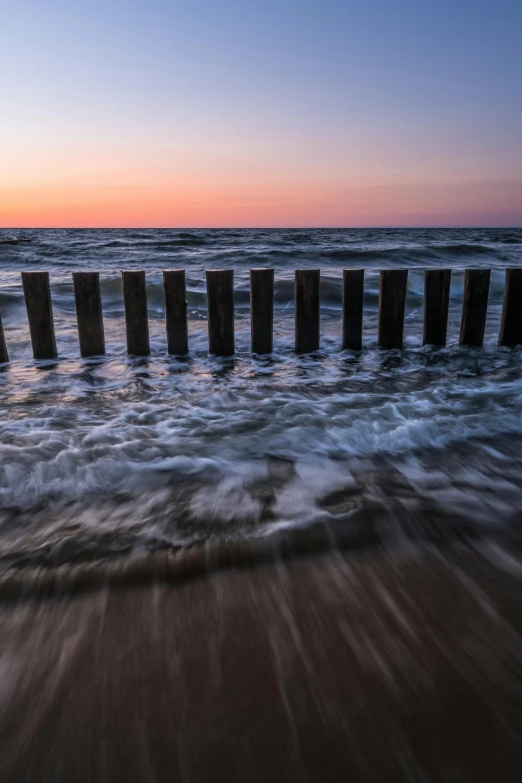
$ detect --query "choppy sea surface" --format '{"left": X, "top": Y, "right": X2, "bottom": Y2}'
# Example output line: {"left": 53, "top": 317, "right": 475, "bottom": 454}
{"left": 0, "top": 227, "right": 522, "bottom": 572}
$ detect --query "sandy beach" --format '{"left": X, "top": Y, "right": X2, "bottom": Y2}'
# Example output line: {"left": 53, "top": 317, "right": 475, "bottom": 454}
{"left": 2, "top": 541, "right": 522, "bottom": 782}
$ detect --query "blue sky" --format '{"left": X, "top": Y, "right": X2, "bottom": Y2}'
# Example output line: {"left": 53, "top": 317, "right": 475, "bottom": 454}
{"left": 1, "top": 0, "right": 521, "bottom": 226}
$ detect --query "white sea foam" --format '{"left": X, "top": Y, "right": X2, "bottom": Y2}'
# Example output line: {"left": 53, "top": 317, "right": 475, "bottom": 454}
{"left": 0, "top": 227, "right": 521, "bottom": 564}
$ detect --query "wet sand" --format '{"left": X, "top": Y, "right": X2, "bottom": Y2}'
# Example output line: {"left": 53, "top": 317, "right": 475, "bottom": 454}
{"left": 1, "top": 542, "right": 522, "bottom": 782}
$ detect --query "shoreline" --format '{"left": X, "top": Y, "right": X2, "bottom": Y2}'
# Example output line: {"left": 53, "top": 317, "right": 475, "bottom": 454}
{"left": 0, "top": 517, "right": 377, "bottom": 602}
{"left": 1, "top": 517, "right": 521, "bottom": 603}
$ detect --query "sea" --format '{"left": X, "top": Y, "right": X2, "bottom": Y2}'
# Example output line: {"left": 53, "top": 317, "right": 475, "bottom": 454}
{"left": 0, "top": 227, "right": 522, "bottom": 573}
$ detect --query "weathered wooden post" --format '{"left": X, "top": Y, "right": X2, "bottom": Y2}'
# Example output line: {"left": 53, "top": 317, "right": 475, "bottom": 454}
{"left": 423, "top": 270, "right": 451, "bottom": 347}
{"left": 342, "top": 269, "right": 364, "bottom": 350}
{"left": 206, "top": 270, "right": 234, "bottom": 356}
{"left": 164, "top": 270, "right": 189, "bottom": 355}
{"left": 0, "top": 313, "right": 8, "bottom": 364}
{"left": 460, "top": 269, "right": 490, "bottom": 347}
{"left": 378, "top": 270, "right": 408, "bottom": 349}
{"left": 250, "top": 268, "right": 274, "bottom": 354}
{"left": 295, "top": 269, "right": 320, "bottom": 354}
{"left": 73, "top": 272, "right": 105, "bottom": 357}
{"left": 21, "top": 271, "right": 58, "bottom": 360}
{"left": 498, "top": 268, "right": 522, "bottom": 348}
{"left": 122, "top": 271, "right": 150, "bottom": 356}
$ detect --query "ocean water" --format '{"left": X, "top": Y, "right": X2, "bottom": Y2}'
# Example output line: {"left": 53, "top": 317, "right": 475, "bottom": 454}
{"left": 0, "top": 227, "right": 522, "bottom": 571}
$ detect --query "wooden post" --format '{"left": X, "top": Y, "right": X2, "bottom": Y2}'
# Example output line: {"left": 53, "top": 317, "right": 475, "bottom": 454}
{"left": 378, "top": 270, "right": 408, "bottom": 349}
{"left": 0, "top": 313, "right": 8, "bottom": 364}
{"left": 206, "top": 270, "right": 234, "bottom": 356}
{"left": 423, "top": 270, "right": 451, "bottom": 347}
{"left": 73, "top": 272, "right": 105, "bottom": 357}
{"left": 459, "top": 269, "right": 490, "bottom": 347}
{"left": 122, "top": 271, "right": 150, "bottom": 356}
{"left": 250, "top": 268, "right": 274, "bottom": 354}
{"left": 499, "top": 268, "right": 522, "bottom": 348}
{"left": 164, "top": 270, "right": 189, "bottom": 356}
{"left": 295, "top": 269, "right": 320, "bottom": 354}
{"left": 342, "top": 269, "right": 364, "bottom": 351}
{"left": 21, "top": 271, "right": 58, "bottom": 360}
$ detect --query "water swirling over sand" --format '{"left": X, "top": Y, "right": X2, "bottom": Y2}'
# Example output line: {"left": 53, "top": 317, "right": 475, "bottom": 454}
{"left": 0, "top": 228, "right": 521, "bottom": 571}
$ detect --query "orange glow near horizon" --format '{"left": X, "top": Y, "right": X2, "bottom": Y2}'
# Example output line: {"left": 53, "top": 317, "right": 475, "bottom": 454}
{"left": 2, "top": 177, "right": 521, "bottom": 228}
{"left": 1, "top": 124, "right": 521, "bottom": 228}
{"left": 2, "top": 105, "right": 520, "bottom": 228}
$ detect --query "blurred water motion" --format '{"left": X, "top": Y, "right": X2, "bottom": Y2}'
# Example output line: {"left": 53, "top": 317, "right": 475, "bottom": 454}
{"left": 0, "top": 228, "right": 521, "bottom": 570}
{"left": 1, "top": 229, "right": 522, "bottom": 779}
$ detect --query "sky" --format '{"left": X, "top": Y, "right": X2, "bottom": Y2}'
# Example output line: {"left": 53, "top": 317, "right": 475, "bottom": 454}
{"left": 1, "top": 0, "right": 521, "bottom": 227}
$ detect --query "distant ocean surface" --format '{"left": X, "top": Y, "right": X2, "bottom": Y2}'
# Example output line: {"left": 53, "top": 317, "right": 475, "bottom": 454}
{"left": 1, "top": 227, "right": 522, "bottom": 571}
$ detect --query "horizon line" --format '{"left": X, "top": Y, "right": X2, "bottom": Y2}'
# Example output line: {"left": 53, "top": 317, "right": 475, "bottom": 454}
{"left": 1, "top": 225, "right": 521, "bottom": 231}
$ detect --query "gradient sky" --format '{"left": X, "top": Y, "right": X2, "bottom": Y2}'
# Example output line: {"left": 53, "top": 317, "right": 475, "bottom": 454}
{"left": 1, "top": 0, "right": 521, "bottom": 227}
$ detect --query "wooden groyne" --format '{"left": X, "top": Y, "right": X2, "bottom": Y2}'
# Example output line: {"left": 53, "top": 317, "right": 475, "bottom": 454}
{"left": 1, "top": 268, "right": 522, "bottom": 362}
{"left": 21, "top": 271, "right": 58, "bottom": 360}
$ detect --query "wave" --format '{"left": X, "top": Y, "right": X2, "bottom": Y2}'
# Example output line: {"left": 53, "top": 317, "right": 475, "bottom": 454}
{"left": 1, "top": 228, "right": 520, "bottom": 276}
{"left": 322, "top": 243, "right": 498, "bottom": 262}
{"left": 93, "top": 275, "right": 352, "bottom": 310}
{"left": 433, "top": 243, "right": 494, "bottom": 255}
{"left": 0, "top": 267, "right": 505, "bottom": 317}
{"left": 0, "top": 238, "right": 32, "bottom": 246}
{"left": 1, "top": 371, "right": 522, "bottom": 506}
{"left": 0, "top": 290, "right": 24, "bottom": 308}
{"left": 279, "top": 232, "right": 317, "bottom": 243}
{"left": 0, "top": 520, "right": 388, "bottom": 596}
{"left": 102, "top": 237, "right": 208, "bottom": 249}
{"left": 0, "top": 426, "right": 521, "bottom": 575}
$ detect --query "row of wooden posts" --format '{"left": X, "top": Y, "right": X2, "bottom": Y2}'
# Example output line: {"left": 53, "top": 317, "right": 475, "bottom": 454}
{"left": 0, "top": 268, "right": 521, "bottom": 364}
